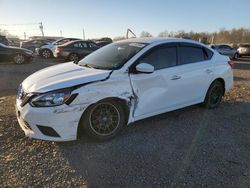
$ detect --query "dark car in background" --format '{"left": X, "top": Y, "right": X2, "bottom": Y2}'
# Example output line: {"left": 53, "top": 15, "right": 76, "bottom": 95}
{"left": 53, "top": 40, "right": 99, "bottom": 62}
{"left": 0, "top": 43, "right": 33, "bottom": 64}
{"left": 237, "top": 44, "right": 250, "bottom": 57}
{"left": 0, "top": 35, "right": 10, "bottom": 46}
{"left": 210, "top": 44, "right": 239, "bottom": 59}
{"left": 20, "top": 38, "right": 56, "bottom": 52}
{"left": 94, "top": 37, "right": 112, "bottom": 47}
{"left": 95, "top": 40, "right": 111, "bottom": 47}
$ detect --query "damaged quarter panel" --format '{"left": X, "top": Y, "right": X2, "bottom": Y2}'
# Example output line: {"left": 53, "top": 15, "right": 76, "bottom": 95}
{"left": 70, "top": 71, "right": 134, "bottom": 122}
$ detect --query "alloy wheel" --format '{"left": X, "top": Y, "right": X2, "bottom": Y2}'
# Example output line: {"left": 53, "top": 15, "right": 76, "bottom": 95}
{"left": 42, "top": 50, "right": 51, "bottom": 58}
{"left": 14, "top": 54, "right": 25, "bottom": 64}
{"left": 89, "top": 102, "right": 120, "bottom": 136}
{"left": 69, "top": 54, "right": 79, "bottom": 62}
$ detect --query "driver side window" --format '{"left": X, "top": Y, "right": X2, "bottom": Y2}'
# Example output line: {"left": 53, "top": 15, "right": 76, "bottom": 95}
{"left": 139, "top": 45, "right": 177, "bottom": 70}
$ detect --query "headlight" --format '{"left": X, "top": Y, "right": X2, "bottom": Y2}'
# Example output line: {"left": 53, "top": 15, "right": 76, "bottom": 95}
{"left": 30, "top": 89, "right": 77, "bottom": 107}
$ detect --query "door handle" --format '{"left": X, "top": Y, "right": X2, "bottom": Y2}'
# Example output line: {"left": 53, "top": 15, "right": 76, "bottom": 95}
{"left": 205, "top": 69, "right": 213, "bottom": 74}
{"left": 171, "top": 75, "right": 181, "bottom": 80}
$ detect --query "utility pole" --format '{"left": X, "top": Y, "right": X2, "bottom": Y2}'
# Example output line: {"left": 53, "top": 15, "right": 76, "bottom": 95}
{"left": 39, "top": 22, "right": 44, "bottom": 37}
{"left": 60, "top": 30, "right": 62, "bottom": 37}
{"left": 24, "top": 32, "right": 26, "bottom": 40}
{"left": 82, "top": 28, "right": 85, "bottom": 40}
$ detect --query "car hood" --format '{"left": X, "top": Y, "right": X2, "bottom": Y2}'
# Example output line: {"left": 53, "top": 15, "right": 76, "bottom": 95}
{"left": 7, "top": 46, "right": 33, "bottom": 53}
{"left": 22, "top": 62, "right": 111, "bottom": 93}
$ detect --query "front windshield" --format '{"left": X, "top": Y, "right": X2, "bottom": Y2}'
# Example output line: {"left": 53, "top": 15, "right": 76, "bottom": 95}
{"left": 78, "top": 42, "right": 147, "bottom": 70}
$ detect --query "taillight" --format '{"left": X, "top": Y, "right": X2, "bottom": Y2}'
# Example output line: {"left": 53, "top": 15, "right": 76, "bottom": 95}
{"left": 228, "top": 60, "right": 234, "bottom": 69}
{"left": 55, "top": 47, "right": 62, "bottom": 53}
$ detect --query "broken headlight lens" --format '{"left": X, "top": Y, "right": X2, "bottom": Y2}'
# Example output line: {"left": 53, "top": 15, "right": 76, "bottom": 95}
{"left": 30, "top": 89, "right": 72, "bottom": 107}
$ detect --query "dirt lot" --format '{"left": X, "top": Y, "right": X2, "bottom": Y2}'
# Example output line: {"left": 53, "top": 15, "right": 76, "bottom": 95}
{"left": 0, "top": 57, "right": 250, "bottom": 187}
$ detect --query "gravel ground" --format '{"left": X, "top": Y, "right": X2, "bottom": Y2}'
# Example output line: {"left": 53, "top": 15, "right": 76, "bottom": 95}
{"left": 0, "top": 57, "right": 250, "bottom": 187}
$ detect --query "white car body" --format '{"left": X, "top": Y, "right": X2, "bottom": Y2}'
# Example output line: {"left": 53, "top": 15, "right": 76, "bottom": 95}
{"left": 16, "top": 38, "right": 233, "bottom": 141}
{"left": 35, "top": 42, "right": 55, "bottom": 56}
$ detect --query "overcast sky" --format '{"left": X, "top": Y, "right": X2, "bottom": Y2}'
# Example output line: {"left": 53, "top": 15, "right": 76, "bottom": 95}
{"left": 0, "top": 0, "right": 250, "bottom": 39}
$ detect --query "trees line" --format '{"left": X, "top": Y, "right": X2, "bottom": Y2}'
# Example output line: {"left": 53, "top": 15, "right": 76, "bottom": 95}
{"left": 114, "top": 28, "right": 250, "bottom": 44}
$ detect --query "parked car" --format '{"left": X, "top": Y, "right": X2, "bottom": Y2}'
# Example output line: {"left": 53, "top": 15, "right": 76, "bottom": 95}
{"left": 210, "top": 44, "right": 239, "bottom": 59}
{"left": 237, "top": 44, "right": 250, "bottom": 57}
{"left": 0, "top": 43, "right": 33, "bottom": 64}
{"left": 0, "top": 35, "right": 10, "bottom": 46}
{"left": 20, "top": 39, "right": 56, "bottom": 52}
{"left": 53, "top": 40, "right": 99, "bottom": 62}
{"left": 8, "top": 37, "right": 21, "bottom": 47}
{"left": 37, "top": 38, "right": 80, "bottom": 58}
{"left": 16, "top": 38, "right": 233, "bottom": 141}
{"left": 95, "top": 40, "right": 112, "bottom": 47}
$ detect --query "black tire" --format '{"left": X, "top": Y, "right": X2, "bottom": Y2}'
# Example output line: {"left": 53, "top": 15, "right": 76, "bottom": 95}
{"left": 233, "top": 53, "right": 239, "bottom": 59}
{"left": 41, "top": 49, "right": 52, "bottom": 59}
{"left": 13, "top": 54, "right": 25, "bottom": 64}
{"left": 68, "top": 53, "right": 79, "bottom": 63}
{"left": 203, "top": 81, "right": 224, "bottom": 109}
{"left": 79, "top": 100, "right": 126, "bottom": 141}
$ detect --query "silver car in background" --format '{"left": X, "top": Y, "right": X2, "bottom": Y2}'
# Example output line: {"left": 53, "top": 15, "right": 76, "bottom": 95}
{"left": 210, "top": 44, "right": 239, "bottom": 59}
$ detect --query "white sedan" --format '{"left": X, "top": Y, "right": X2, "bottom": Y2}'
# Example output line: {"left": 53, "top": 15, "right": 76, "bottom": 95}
{"left": 16, "top": 38, "right": 233, "bottom": 141}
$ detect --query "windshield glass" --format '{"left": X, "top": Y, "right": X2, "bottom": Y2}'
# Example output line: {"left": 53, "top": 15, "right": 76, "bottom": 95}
{"left": 78, "top": 42, "right": 147, "bottom": 70}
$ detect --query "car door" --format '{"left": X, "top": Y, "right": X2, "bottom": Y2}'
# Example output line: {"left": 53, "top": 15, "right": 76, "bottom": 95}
{"left": 175, "top": 43, "right": 215, "bottom": 106}
{"left": 0, "top": 45, "right": 10, "bottom": 62}
{"left": 129, "top": 43, "right": 214, "bottom": 119}
{"left": 129, "top": 43, "right": 180, "bottom": 118}
{"left": 74, "top": 42, "right": 92, "bottom": 58}
{"left": 219, "top": 45, "right": 232, "bottom": 56}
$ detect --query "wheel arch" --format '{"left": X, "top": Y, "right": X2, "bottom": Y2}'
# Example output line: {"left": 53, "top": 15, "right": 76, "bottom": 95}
{"left": 41, "top": 48, "right": 52, "bottom": 53}
{"left": 209, "top": 77, "right": 226, "bottom": 95}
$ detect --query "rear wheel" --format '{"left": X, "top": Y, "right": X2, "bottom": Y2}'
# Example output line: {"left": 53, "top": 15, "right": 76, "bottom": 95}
{"left": 13, "top": 54, "right": 25, "bottom": 64}
{"left": 79, "top": 100, "right": 125, "bottom": 140}
{"left": 233, "top": 53, "right": 239, "bottom": 59}
{"left": 68, "top": 53, "right": 79, "bottom": 63}
{"left": 203, "top": 81, "right": 224, "bottom": 109}
{"left": 41, "top": 49, "right": 52, "bottom": 58}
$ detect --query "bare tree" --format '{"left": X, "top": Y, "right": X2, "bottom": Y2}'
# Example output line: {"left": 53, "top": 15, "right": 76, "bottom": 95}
{"left": 140, "top": 31, "right": 152, "bottom": 38}
{"left": 158, "top": 28, "right": 250, "bottom": 44}
{"left": 113, "top": 36, "right": 127, "bottom": 41}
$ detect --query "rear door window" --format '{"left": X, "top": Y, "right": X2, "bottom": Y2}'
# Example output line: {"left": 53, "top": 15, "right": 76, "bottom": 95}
{"left": 179, "top": 45, "right": 205, "bottom": 65}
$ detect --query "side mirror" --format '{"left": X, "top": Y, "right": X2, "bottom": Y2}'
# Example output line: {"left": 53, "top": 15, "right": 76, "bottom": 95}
{"left": 136, "top": 63, "right": 154, "bottom": 74}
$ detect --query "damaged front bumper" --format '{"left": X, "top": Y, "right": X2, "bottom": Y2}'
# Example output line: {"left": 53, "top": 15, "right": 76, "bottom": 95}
{"left": 15, "top": 99, "right": 86, "bottom": 141}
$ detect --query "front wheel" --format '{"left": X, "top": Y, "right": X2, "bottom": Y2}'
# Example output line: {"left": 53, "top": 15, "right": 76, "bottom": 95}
{"left": 41, "top": 49, "right": 52, "bottom": 58}
{"left": 13, "top": 54, "right": 25, "bottom": 64}
{"left": 203, "top": 81, "right": 224, "bottom": 109}
{"left": 79, "top": 100, "right": 126, "bottom": 140}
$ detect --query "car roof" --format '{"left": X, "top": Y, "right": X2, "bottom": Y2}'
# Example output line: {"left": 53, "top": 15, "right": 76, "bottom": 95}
{"left": 116, "top": 37, "right": 205, "bottom": 46}
{"left": 60, "top": 39, "right": 90, "bottom": 46}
